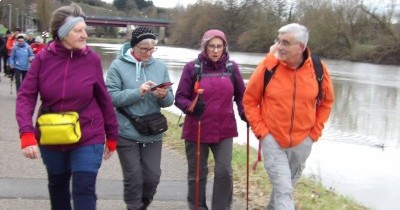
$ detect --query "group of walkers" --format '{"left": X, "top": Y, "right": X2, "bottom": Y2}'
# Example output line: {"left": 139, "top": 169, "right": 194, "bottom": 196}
{"left": 0, "top": 27, "right": 46, "bottom": 92}
{"left": 14, "top": 3, "right": 334, "bottom": 210}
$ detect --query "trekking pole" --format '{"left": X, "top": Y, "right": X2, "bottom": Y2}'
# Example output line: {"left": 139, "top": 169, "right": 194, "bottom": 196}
{"left": 246, "top": 123, "right": 250, "bottom": 210}
{"left": 194, "top": 89, "right": 204, "bottom": 210}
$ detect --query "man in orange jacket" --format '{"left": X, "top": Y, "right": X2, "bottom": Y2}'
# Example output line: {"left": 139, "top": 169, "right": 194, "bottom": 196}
{"left": 6, "top": 27, "right": 21, "bottom": 78}
{"left": 243, "top": 23, "right": 334, "bottom": 209}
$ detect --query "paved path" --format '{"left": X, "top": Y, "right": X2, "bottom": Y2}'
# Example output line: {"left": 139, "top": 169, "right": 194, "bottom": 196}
{"left": 0, "top": 74, "right": 245, "bottom": 210}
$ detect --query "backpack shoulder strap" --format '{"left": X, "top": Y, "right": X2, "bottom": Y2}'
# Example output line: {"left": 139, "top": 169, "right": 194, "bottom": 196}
{"left": 194, "top": 58, "right": 202, "bottom": 81}
{"left": 226, "top": 60, "right": 236, "bottom": 88}
{"left": 311, "top": 55, "right": 324, "bottom": 104}
{"left": 194, "top": 59, "right": 236, "bottom": 86}
{"left": 262, "top": 64, "right": 278, "bottom": 97}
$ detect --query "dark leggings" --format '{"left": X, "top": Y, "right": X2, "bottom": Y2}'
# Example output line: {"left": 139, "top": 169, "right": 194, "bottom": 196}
{"left": 2, "top": 55, "right": 8, "bottom": 74}
{"left": 14, "top": 69, "right": 27, "bottom": 92}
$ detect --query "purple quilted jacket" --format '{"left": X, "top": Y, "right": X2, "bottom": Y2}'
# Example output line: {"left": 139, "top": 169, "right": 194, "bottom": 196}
{"left": 16, "top": 41, "right": 118, "bottom": 150}
{"left": 174, "top": 52, "right": 246, "bottom": 143}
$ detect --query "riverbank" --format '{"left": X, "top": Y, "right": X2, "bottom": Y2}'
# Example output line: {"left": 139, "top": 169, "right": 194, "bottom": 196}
{"left": 162, "top": 111, "right": 369, "bottom": 210}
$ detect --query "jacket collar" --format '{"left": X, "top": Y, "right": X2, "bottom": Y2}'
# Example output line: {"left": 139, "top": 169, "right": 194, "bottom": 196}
{"left": 46, "top": 40, "right": 90, "bottom": 58}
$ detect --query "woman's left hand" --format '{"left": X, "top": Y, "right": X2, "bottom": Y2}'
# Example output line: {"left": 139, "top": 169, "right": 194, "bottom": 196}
{"left": 153, "top": 87, "right": 168, "bottom": 99}
{"left": 103, "top": 147, "right": 114, "bottom": 160}
{"left": 104, "top": 140, "right": 116, "bottom": 160}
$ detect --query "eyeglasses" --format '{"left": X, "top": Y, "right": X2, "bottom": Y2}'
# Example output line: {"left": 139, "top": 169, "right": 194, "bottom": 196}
{"left": 207, "top": 44, "right": 224, "bottom": 51}
{"left": 136, "top": 46, "right": 158, "bottom": 54}
{"left": 274, "top": 38, "right": 299, "bottom": 47}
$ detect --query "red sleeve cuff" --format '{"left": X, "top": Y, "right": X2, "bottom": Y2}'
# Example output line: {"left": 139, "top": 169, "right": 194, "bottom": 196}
{"left": 106, "top": 139, "right": 117, "bottom": 151}
{"left": 20, "top": 133, "right": 38, "bottom": 149}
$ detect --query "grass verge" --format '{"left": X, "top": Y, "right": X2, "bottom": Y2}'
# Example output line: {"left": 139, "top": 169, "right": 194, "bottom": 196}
{"left": 162, "top": 110, "right": 369, "bottom": 210}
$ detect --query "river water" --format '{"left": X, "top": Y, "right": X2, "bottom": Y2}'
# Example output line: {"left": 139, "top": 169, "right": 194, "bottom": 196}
{"left": 89, "top": 43, "right": 400, "bottom": 210}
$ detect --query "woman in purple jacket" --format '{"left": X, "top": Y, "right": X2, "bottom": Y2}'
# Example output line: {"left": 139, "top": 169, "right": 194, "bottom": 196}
{"left": 174, "top": 29, "right": 247, "bottom": 210}
{"left": 15, "top": 4, "right": 118, "bottom": 210}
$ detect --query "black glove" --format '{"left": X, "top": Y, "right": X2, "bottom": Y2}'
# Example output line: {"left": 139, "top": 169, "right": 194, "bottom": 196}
{"left": 239, "top": 112, "right": 248, "bottom": 123}
{"left": 193, "top": 95, "right": 205, "bottom": 118}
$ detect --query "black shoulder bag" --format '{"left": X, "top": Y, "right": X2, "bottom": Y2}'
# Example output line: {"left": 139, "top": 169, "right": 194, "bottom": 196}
{"left": 117, "top": 108, "right": 168, "bottom": 136}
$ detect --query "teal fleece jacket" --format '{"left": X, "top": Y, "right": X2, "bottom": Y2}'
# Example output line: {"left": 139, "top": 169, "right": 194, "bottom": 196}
{"left": 106, "top": 42, "right": 174, "bottom": 143}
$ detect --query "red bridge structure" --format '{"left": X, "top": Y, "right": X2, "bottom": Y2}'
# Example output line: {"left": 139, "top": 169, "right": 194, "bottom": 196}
{"left": 85, "top": 15, "right": 171, "bottom": 40}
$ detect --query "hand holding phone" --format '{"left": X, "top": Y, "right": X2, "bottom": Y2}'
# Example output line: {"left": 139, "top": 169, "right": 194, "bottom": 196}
{"left": 150, "top": 82, "right": 174, "bottom": 91}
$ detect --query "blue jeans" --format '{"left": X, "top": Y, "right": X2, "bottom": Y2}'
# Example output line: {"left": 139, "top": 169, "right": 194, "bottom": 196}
{"left": 40, "top": 144, "right": 104, "bottom": 210}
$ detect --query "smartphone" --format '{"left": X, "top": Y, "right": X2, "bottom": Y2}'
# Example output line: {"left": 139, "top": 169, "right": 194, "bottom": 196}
{"left": 150, "top": 82, "right": 174, "bottom": 91}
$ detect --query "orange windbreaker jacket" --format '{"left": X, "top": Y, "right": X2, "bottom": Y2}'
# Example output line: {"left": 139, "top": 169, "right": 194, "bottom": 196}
{"left": 6, "top": 36, "right": 17, "bottom": 56}
{"left": 243, "top": 50, "right": 334, "bottom": 148}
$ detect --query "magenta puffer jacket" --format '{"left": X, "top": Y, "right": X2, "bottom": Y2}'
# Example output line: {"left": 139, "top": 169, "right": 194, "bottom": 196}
{"left": 16, "top": 41, "right": 118, "bottom": 150}
{"left": 175, "top": 52, "right": 246, "bottom": 143}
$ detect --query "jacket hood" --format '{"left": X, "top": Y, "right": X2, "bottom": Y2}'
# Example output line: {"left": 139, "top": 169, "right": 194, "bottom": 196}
{"left": 198, "top": 51, "right": 229, "bottom": 70}
{"left": 117, "top": 42, "right": 155, "bottom": 82}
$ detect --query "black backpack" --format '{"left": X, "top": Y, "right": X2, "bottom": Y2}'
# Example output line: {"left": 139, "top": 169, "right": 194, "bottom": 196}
{"left": 263, "top": 55, "right": 324, "bottom": 105}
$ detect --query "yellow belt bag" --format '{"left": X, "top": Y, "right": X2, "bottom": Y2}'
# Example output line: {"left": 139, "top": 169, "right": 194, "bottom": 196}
{"left": 37, "top": 112, "right": 81, "bottom": 145}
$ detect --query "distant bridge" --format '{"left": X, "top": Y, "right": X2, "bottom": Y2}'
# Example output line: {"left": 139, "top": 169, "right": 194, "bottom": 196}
{"left": 85, "top": 15, "right": 171, "bottom": 27}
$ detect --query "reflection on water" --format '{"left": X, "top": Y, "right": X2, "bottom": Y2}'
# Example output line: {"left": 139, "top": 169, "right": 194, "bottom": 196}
{"left": 89, "top": 43, "right": 400, "bottom": 210}
{"left": 329, "top": 80, "right": 400, "bottom": 148}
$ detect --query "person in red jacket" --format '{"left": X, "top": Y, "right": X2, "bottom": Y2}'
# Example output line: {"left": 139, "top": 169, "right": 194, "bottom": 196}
{"left": 243, "top": 23, "right": 334, "bottom": 210}
{"left": 6, "top": 28, "right": 20, "bottom": 56}
{"left": 15, "top": 3, "right": 118, "bottom": 210}
{"left": 30, "top": 36, "right": 46, "bottom": 55}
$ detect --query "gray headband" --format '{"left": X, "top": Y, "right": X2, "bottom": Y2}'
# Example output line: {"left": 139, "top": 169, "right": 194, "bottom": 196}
{"left": 57, "top": 16, "right": 85, "bottom": 40}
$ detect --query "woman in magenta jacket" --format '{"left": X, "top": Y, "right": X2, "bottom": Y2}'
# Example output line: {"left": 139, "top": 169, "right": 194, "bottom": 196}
{"left": 174, "top": 29, "right": 247, "bottom": 210}
{"left": 15, "top": 4, "right": 118, "bottom": 210}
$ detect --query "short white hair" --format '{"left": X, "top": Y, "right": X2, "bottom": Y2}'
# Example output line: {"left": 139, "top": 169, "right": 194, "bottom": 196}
{"left": 278, "top": 23, "right": 309, "bottom": 50}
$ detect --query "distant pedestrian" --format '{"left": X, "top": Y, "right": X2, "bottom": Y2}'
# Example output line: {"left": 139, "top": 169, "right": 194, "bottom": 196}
{"left": 0, "top": 34, "right": 4, "bottom": 76}
{"left": 243, "top": 23, "right": 335, "bottom": 210}
{"left": 106, "top": 26, "right": 174, "bottom": 210}
{"left": 6, "top": 27, "right": 21, "bottom": 78}
{"left": 2, "top": 30, "right": 11, "bottom": 76}
{"left": 30, "top": 36, "right": 46, "bottom": 55}
{"left": 15, "top": 3, "right": 118, "bottom": 210}
{"left": 26, "top": 33, "right": 36, "bottom": 45}
{"left": 9, "top": 35, "right": 34, "bottom": 92}
{"left": 174, "top": 29, "right": 247, "bottom": 210}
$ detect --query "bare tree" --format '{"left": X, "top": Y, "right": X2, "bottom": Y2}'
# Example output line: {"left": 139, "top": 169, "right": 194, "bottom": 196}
{"left": 36, "top": 0, "right": 53, "bottom": 32}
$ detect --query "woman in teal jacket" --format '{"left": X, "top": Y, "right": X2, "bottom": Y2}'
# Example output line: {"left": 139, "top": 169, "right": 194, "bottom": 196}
{"left": 106, "top": 27, "right": 174, "bottom": 210}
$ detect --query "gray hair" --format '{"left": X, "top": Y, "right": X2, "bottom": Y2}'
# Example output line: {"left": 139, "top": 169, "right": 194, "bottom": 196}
{"left": 50, "top": 3, "right": 86, "bottom": 40}
{"left": 278, "top": 23, "right": 309, "bottom": 49}
{"left": 137, "top": 38, "right": 158, "bottom": 46}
